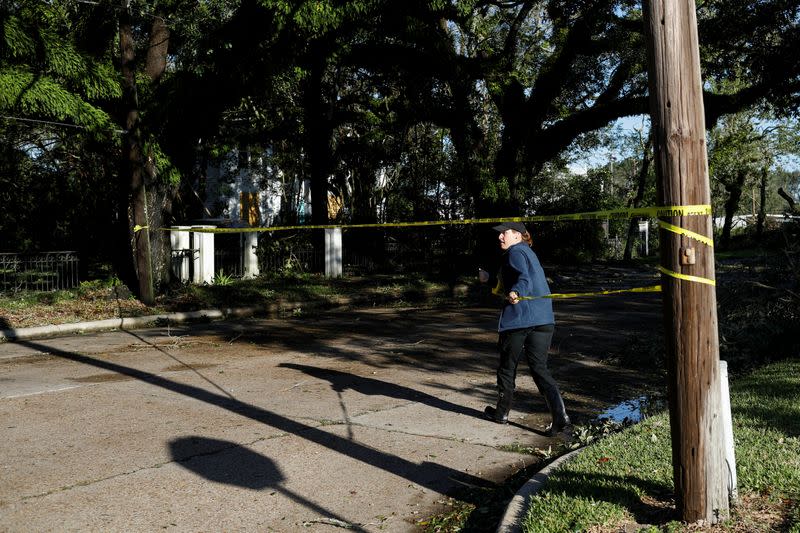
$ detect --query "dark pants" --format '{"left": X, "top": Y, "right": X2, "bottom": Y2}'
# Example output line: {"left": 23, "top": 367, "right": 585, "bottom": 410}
{"left": 496, "top": 324, "right": 568, "bottom": 424}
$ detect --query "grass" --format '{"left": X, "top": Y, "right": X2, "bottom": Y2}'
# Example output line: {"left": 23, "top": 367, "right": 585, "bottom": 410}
{"left": 520, "top": 358, "right": 800, "bottom": 533}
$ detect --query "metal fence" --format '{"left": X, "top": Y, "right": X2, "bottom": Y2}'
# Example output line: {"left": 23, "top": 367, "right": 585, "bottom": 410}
{"left": 0, "top": 252, "right": 80, "bottom": 293}
{"left": 214, "top": 234, "right": 245, "bottom": 278}
{"left": 260, "top": 247, "right": 323, "bottom": 274}
{"left": 257, "top": 245, "right": 436, "bottom": 276}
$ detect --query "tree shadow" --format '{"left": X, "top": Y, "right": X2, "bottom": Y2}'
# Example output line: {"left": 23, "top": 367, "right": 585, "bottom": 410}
{"left": 169, "top": 436, "right": 285, "bottom": 490}
{"left": 541, "top": 469, "right": 678, "bottom": 525}
{"left": 279, "top": 362, "right": 553, "bottom": 435}
{"left": 279, "top": 362, "right": 484, "bottom": 419}
{"left": 169, "top": 436, "right": 369, "bottom": 531}
{"left": 16, "top": 337, "right": 495, "bottom": 504}
{"left": 236, "top": 307, "right": 499, "bottom": 374}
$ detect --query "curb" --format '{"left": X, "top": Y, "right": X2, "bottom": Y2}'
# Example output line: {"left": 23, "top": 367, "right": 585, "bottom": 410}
{"left": 0, "top": 294, "right": 474, "bottom": 344}
{"left": 496, "top": 447, "right": 584, "bottom": 533}
{"left": 0, "top": 306, "right": 265, "bottom": 343}
{"left": 0, "top": 284, "right": 480, "bottom": 344}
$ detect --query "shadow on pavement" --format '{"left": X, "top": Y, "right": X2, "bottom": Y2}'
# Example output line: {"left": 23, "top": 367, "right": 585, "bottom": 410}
{"left": 279, "top": 362, "right": 485, "bottom": 418}
{"left": 16, "top": 337, "right": 495, "bottom": 513}
{"left": 280, "top": 362, "right": 552, "bottom": 436}
{"left": 170, "top": 436, "right": 285, "bottom": 489}
{"left": 169, "top": 436, "right": 370, "bottom": 532}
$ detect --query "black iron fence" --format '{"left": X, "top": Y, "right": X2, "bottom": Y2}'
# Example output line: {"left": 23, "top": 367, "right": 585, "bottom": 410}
{"left": 257, "top": 244, "right": 442, "bottom": 276}
{"left": 258, "top": 248, "right": 377, "bottom": 274}
{"left": 0, "top": 252, "right": 80, "bottom": 293}
{"left": 260, "top": 247, "right": 323, "bottom": 274}
{"left": 214, "top": 234, "right": 245, "bottom": 278}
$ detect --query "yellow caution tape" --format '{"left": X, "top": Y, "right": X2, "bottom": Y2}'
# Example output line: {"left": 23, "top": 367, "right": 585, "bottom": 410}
{"left": 518, "top": 285, "right": 663, "bottom": 300}
{"left": 657, "top": 221, "right": 713, "bottom": 247}
{"left": 133, "top": 225, "right": 149, "bottom": 232}
{"left": 168, "top": 204, "right": 712, "bottom": 233}
{"left": 492, "top": 279, "right": 505, "bottom": 297}
{"left": 495, "top": 263, "right": 714, "bottom": 300}
{"left": 494, "top": 283, "right": 662, "bottom": 301}
{"left": 658, "top": 265, "right": 716, "bottom": 286}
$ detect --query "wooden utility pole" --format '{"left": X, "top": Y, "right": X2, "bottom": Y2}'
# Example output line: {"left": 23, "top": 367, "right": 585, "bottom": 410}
{"left": 642, "top": 0, "right": 729, "bottom": 524}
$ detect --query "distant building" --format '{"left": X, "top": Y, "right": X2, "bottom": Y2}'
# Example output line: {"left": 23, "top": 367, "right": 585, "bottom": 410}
{"left": 203, "top": 146, "right": 311, "bottom": 227}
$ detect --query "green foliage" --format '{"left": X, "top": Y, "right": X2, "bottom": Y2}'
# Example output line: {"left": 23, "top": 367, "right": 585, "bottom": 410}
{"left": 1, "top": 2, "right": 123, "bottom": 259}
{"left": 263, "top": 0, "right": 380, "bottom": 35}
{"left": 716, "top": 234, "right": 800, "bottom": 371}
{"left": 0, "top": 67, "right": 114, "bottom": 131}
{"left": 0, "top": 289, "right": 75, "bottom": 309}
{"left": 142, "top": 138, "right": 182, "bottom": 186}
{"left": 213, "top": 269, "right": 235, "bottom": 286}
{"left": 533, "top": 171, "right": 623, "bottom": 262}
{"left": 3, "top": 0, "right": 800, "bottom": 295}
{"left": 0, "top": 119, "right": 119, "bottom": 254}
{"left": 1, "top": 11, "right": 119, "bottom": 133}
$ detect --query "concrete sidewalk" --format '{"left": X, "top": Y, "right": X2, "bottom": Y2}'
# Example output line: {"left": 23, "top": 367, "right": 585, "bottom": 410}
{"left": 0, "top": 300, "right": 659, "bottom": 531}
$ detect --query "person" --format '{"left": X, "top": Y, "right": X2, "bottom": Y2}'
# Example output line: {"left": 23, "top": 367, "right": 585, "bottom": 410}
{"left": 478, "top": 221, "right": 571, "bottom": 437}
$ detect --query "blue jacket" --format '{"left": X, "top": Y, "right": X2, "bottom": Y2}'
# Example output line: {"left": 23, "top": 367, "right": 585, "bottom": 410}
{"left": 497, "top": 243, "right": 554, "bottom": 332}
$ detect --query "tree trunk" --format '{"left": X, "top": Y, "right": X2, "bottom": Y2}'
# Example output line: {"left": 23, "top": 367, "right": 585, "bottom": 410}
{"left": 305, "top": 45, "right": 332, "bottom": 271}
{"left": 643, "top": 0, "right": 728, "bottom": 524}
{"left": 144, "top": 10, "right": 173, "bottom": 287}
{"left": 756, "top": 166, "right": 767, "bottom": 238}
{"left": 778, "top": 187, "right": 797, "bottom": 213}
{"left": 119, "top": 1, "right": 154, "bottom": 305}
{"left": 720, "top": 171, "right": 746, "bottom": 249}
{"left": 440, "top": 86, "right": 496, "bottom": 271}
{"left": 624, "top": 134, "right": 653, "bottom": 261}
{"left": 145, "top": 13, "right": 169, "bottom": 83}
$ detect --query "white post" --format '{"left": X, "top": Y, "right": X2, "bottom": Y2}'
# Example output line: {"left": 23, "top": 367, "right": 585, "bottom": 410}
{"left": 170, "top": 226, "right": 191, "bottom": 282}
{"left": 720, "top": 360, "right": 738, "bottom": 503}
{"left": 639, "top": 220, "right": 649, "bottom": 256}
{"left": 191, "top": 226, "right": 215, "bottom": 285}
{"left": 325, "top": 227, "right": 342, "bottom": 278}
{"left": 242, "top": 231, "right": 260, "bottom": 279}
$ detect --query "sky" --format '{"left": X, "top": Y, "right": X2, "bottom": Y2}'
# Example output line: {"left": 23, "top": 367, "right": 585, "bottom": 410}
{"left": 568, "top": 115, "right": 650, "bottom": 175}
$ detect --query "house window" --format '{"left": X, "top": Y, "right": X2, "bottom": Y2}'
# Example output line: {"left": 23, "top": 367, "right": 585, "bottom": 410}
{"left": 240, "top": 192, "right": 260, "bottom": 226}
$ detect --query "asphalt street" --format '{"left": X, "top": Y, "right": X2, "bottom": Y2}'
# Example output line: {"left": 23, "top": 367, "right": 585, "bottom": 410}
{"left": 0, "top": 299, "right": 660, "bottom": 532}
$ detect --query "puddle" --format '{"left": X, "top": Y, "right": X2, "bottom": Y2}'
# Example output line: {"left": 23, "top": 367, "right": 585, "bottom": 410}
{"left": 598, "top": 395, "right": 650, "bottom": 423}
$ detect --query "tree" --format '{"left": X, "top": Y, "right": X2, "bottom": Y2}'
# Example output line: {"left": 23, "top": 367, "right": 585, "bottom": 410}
{"left": 4, "top": 0, "right": 800, "bottom": 293}
{"left": 345, "top": 1, "right": 799, "bottom": 216}
{"left": 0, "top": 2, "right": 121, "bottom": 266}
{"left": 0, "top": 3, "right": 119, "bottom": 133}
{"left": 623, "top": 130, "right": 654, "bottom": 261}
{"left": 708, "top": 111, "right": 800, "bottom": 247}
{"left": 118, "top": 0, "right": 154, "bottom": 304}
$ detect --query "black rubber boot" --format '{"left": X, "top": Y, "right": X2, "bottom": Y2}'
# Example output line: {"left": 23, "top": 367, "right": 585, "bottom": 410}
{"left": 544, "top": 389, "right": 571, "bottom": 436}
{"left": 484, "top": 392, "right": 512, "bottom": 424}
